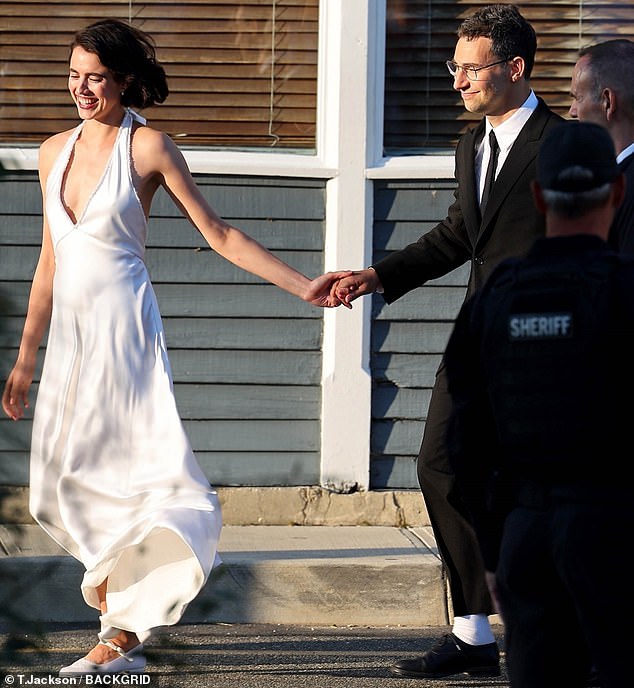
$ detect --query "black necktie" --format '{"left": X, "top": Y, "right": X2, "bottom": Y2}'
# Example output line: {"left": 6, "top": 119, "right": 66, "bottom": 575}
{"left": 480, "top": 129, "right": 499, "bottom": 215}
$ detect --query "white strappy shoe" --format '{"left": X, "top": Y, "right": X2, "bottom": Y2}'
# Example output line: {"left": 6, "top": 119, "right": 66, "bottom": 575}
{"left": 59, "top": 640, "right": 146, "bottom": 676}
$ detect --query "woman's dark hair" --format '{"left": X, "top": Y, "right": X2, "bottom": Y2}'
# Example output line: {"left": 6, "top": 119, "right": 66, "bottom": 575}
{"left": 70, "top": 18, "right": 168, "bottom": 108}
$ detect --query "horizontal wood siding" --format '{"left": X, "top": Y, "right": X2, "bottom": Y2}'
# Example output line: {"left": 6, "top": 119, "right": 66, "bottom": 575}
{"left": 0, "top": 172, "right": 326, "bottom": 487}
{"left": 370, "top": 180, "right": 468, "bottom": 489}
{"left": 1, "top": 172, "right": 472, "bottom": 490}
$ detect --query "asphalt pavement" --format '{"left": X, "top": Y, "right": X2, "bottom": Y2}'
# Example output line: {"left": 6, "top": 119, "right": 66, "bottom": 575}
{"left": 1, "top": 622, "right": 509, "bottom": 688}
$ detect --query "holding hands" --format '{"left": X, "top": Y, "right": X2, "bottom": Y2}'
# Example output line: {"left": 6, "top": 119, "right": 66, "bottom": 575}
{"left": 2, "top": 269, "right": 373, "bottom": 422}
{"left": 304, "top": 271, "right": 355, "bottom": 308}
{"left": 327, "top": 268, "right": 382, "bottom": 307}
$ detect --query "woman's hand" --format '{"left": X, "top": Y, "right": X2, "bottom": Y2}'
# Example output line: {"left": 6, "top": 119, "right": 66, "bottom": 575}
{"left": 2, "top": 363, "right": 34, "bottom": 421}
{"left": 304, "top": 271, "right": 354, "bottom": 308}
{"left": 333, "top": 268, "right": 381, "bottom": 305}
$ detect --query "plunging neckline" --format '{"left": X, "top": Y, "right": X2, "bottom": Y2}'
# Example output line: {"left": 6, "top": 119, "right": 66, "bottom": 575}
{"left": 60, "top": 117, "right": 125, "bottom": 228}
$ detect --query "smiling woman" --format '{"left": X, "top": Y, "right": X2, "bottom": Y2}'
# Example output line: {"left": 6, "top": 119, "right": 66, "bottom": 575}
{"left": 1, "top": 16, "right": 348, "bottom": 678}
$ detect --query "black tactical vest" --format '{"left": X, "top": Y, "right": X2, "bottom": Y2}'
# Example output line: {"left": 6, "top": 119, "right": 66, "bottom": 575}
{"left": 477, "top": 252, "right": 633, "bottom": 475}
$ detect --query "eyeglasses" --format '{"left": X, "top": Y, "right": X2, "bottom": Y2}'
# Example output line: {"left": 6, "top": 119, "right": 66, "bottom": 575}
{"left": 446, "top": 58, "right": 510, "bottom": 81}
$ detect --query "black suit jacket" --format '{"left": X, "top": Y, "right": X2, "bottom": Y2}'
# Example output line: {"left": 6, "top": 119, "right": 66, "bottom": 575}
{"left": 608, "top": 152, "right": 634, "bottom": 255}
{"left": 373, "top": 97, "right": 564, "bottom": 303}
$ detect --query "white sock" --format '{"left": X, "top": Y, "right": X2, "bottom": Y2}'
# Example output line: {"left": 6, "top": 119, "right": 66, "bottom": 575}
{"left": 452, "top": 614, "right": 495, "bottom": 646}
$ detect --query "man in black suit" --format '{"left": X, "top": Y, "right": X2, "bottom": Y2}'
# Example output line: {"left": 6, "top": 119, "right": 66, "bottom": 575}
{"left": 335, "top": 4, "right": 563, "bottom": 678}
{"left": 569, "top": 39, "right": 634, "bottom": 254}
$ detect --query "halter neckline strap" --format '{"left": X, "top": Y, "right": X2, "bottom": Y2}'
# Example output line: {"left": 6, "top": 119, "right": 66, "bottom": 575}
{"left": 127, "top": 109, "right": 147, "bottom": 125}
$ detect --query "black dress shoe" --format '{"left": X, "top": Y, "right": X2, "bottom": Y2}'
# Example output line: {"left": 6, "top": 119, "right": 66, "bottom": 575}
{"left": 390, "top": 633, "right": 500, "bottom": 679}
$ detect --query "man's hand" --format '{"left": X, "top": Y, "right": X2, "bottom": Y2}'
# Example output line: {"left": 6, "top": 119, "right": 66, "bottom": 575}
{"left": 333, "top": 268, "right": 382, "bottom": 305}
{"left": 304, "top": 271, "right": 354, "bottom": 308}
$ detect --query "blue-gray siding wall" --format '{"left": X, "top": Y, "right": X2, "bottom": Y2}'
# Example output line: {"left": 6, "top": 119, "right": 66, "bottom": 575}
{"left": 0, "top": 173, "right": 467, "bottom": 490}
{"left": 369, "top": 180, "right": 468, "bottom": 489}
{"left": 0, "top": 172, "right": 327, "bottom": 487}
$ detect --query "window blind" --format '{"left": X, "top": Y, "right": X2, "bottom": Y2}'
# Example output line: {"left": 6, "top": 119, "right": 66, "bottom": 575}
{"left": 0, "top": 0, "right": 318, "bottom": 148}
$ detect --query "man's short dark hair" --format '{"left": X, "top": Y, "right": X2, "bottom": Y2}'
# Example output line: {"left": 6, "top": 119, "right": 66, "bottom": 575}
{"left": 458, "top": 4, "right": 536, "bottom": 79}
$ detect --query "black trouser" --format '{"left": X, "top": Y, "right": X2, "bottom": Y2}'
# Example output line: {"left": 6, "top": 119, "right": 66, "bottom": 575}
{"left": 498, "top": 493, "right": 631, "bottom": 688}
{"left": 417, "top": 363, "right": 493, "bottom": 617}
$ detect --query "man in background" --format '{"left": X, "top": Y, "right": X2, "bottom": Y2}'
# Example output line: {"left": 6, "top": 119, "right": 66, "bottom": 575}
{"left": 570, "top": 39, "right": 634, "bottom": 253}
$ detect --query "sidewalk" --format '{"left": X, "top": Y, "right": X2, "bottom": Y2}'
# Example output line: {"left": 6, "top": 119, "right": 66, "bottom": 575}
{"left": 0, "top": 523, "right": 449, "bottom": 627}
{"left": 0, "top": 486, "right": 504, "bottom": 628}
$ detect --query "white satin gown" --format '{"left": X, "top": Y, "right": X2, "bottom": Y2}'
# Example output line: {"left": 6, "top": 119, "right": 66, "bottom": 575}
{"left": 29, "top": 109, "right": 222, "bottom": 639}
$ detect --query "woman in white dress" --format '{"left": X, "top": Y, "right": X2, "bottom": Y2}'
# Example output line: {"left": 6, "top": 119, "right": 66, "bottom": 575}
{"left": 1, "top": 18, "right": 349, "bottom": 675}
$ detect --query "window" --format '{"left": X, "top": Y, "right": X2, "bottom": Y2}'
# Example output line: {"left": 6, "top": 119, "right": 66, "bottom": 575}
{"left": 384, "top": 0, "right": 634, "bottom": 153}
{"left": 0, "top": 0, "right": 318, "bottom": 149}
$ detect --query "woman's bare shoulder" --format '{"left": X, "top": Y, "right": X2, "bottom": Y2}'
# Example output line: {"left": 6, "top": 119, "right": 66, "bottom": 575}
{"left": 38, "top": 128, "right": 77, "bottom": 173}
{"left": 131, "top": 123, "right": 182, "bottom": 173}
{"left": 132, "top": 123, "right": 173, "bottom": 151}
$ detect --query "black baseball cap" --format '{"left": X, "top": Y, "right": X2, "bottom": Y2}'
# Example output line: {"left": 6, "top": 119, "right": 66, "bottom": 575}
{"left": 537, "top": 121, "right": 619, "bottom": 192}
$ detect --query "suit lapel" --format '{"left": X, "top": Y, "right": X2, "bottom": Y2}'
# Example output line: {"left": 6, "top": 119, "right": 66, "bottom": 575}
{"left": 477, "top": 99, "right": 552, "bottom": 240}
{"left": 460, "top": 120, "right": 485, "bottom": 245}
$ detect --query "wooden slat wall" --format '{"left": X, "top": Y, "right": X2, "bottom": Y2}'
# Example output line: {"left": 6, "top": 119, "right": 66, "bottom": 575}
{"left": 0, "top": 0, "right": 318, "bottom": 148}
{"left": 0, "top": 172, "right": 327, "bottom": 486}
{"left": 370, "top": 180, "right": 468, "bottom": 489}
